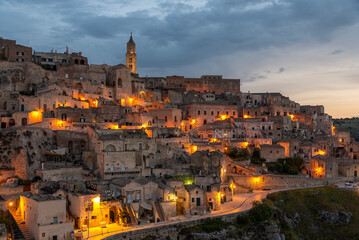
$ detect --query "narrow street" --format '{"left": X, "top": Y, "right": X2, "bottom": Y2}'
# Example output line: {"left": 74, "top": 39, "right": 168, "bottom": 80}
{"left": 80, "top": 190, "right": 271, "bottom": 240}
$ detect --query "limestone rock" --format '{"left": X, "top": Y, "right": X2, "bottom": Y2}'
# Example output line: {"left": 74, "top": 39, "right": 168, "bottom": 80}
{"left": 318, "top": 210, "right": 352, "bottom": 226}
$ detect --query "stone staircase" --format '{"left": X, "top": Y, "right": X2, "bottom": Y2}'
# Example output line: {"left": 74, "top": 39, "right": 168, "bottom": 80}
{"left": 10, "top": 209, "right": 33, "bottom": 240}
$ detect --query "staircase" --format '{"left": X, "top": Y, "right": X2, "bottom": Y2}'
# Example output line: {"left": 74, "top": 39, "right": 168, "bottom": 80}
{"left": 126, "top": 204, "right": 138, "bottom": 226}
{"left": 10, "top": 209, "right": 33, "bottom": 240}
{"left": 155, "top": 201, "right": 166, "bottom": 222}
{"left": 151, "top": 200, "right": 166, "bottom": 222}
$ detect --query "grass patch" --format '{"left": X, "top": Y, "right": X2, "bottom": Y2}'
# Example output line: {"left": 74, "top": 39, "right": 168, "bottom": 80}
{"left": 180, "top": 218, "right": 230, "bottom": 234}
{"left": 266, "top": 187, "right": 359, "bottom": 239}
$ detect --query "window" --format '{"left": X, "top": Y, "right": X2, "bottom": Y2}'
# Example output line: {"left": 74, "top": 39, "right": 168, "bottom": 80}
{"left": 92, "top": 216, "right": 97, "bottom": 219}
{"left": 139, "top": 143, "right": 143, "bottom": 150}
{"left": 41, "top": 58, "right": 46, "bottom": 62}
{"left": 42, "top": 233, "right": 45, "bottom": 237}
{"left": 53, "top": 236, "right": 57, "bottom": 240}
{"left": 48, "top": 58, "right": 53, "bottom": 62}
{"left": 127, "top": 194, "right": 133, "bottom": 203}
{"left": 136, "top": 193, "right": 140, "bottom": 200}
{"left": 53, "top": 217, "right": 58, "bottom": 224}
{"left": 165, "top": 116, "right": 167, "bottom": 122}
{"left": 211, "top": 111, "right": 214, "bottom": 115}
{"left": 192, "top": 198, "right": 194, "bottom": 203}
{"left": 233, "top": 111, "right": 235, "bottom": 116}
{"left": 65, "top": 74, "right": 68, "bottom": 78}
{"left": 129, "top": 58, "right": 132, "bottom": 62}
{"left": 226, "top": 111, "right": 229, "bottom": 115}
{"left": 198, "top": 110, "right": 201, "bottom": 115}
{"left": 204, "top": 111, "right": 207, "bottom": 115}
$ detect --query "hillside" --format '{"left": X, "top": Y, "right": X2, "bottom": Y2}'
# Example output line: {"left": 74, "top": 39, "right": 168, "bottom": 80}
{"left": 179, "top": 187, "right": 359, "bottom": 240}
{"left": 333, "top": 117, "right": 359, "bottom": 141}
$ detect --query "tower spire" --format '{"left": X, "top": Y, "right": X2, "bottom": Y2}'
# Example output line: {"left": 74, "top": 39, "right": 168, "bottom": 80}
{"left": 128, "top": 32, "right": 134, "bottom": 43}
{"left": 126, "top": 32, "right": 137, "bottom": 73}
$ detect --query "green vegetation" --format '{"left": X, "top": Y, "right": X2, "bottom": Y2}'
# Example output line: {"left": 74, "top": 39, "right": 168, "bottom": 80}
{"left": 266, "top": 157, "right": 304, "bottom": 175}
{"left": 225, "top": 147, "right": 266, "bottom": 165}
{"left": 180, "top": 218, "right": 230, "bottom": 234}
{"left": 164, "top": 174, "right": 195, "bottom": 185}
{"left": 180, "top": 187, "right": 359, "bottom": 240}
{"left": 250, "top": 148, "right": 266, "bottom": 165}
{"left": 225, "top": 147, "right": 250, "bottom": 161}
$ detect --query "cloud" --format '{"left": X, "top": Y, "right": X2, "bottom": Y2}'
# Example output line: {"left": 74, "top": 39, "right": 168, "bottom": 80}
{"left": 330, "top": 49, "right": 344, "bottom": 55}
{"left": 247, "top": 74, "right": 267, "bottom": 82}
{"left": 1, "top": 0, "right": 359, "bottom": 72}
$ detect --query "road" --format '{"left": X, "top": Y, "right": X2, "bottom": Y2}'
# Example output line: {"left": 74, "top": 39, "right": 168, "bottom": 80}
{"left": 81, "top": 190, "right": 271, "bottom": 240}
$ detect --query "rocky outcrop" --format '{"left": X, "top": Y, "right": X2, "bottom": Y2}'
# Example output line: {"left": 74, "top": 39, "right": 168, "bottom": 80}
{"left": 246, "top": 221, "right": 285, "bottom": 240}
{"left": 0, "top": 128, "right": 55, "bottom": 180}
{"left": 318, "top": 210, "right": 352, "bottom": 226}
{"left": 187, "top": 229, "right": 227, "bottom": 239}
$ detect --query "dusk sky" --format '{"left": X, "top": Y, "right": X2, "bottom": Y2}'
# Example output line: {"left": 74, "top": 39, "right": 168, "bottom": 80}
{"left": 1, "top": 0, "right": 358, "bottom": 118}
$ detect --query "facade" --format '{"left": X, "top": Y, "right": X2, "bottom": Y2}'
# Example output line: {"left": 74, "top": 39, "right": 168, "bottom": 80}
{"left": 259, "top": 144, "right": 286, "bottom": 162}
{"left": 309, "top": 155, "right": 338, "bottom": 179}
{"left": 0, "top": 37, "right": 32, "bottom": 62}
{"left": 166, "top": 75, "right": 240, "bottom": 95}
{"left": 19, "top": 194, "right": 74, "bottom": 240}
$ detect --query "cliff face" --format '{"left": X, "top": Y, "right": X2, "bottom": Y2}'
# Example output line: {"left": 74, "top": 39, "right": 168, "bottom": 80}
{"left": 0, "top": 127, "right": 55, "bottom": 180}
{"left": 179, "top": 187, "right": 359, "bottom": 240}
{"left": 0, "top": 61, "right": 57, "bottom": 92}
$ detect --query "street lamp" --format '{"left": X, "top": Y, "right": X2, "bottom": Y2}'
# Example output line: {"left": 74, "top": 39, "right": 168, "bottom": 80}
{"left": 230, "top": 182, "right": 236, "bottom": 199}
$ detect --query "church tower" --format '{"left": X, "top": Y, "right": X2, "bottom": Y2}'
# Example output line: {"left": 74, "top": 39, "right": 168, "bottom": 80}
{"left": 126, "top": 33, "right": 137, "bottom": 74}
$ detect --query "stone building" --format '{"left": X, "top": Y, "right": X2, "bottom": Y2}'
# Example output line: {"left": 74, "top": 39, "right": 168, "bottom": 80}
{"left": 182, "top": 102, "right": 238, "bottom": 130}
{"left": 0, "top": 37, "right": 32, "bottom": 62}
{"left": 259, "top": 144, "right": 285, "bottom": 162}
{"left": 166, "top": 75, "right": 240, "bottom": 95}
{"left": 126, "top": 33, "right": 137, "bottom": 74}
{"left": 87, "top": 127, "right": 157, "bottom": 179}
{"left": 19, "top": 193, "right": 74, "bottom": 240}
{"left": 309, "top": 155, "right": 338, "bottom": 179}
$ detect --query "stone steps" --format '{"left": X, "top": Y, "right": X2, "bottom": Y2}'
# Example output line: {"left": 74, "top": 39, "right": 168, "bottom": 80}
{"left": 11, "top": 211, "right": 33, "bottom": 240}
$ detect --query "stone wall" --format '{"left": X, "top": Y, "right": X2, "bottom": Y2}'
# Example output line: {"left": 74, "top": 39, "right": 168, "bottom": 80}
{"left": 0, "top": 186, "right": 23, "bottom": 196}
{"left": 103, "top": 210, "right": 247, "bottom": 240}
{"left": 231, "top": 174, "right": 354, "bottom": 190}
{"left": 0, "top": 169, "right": 15, "bottom": 182}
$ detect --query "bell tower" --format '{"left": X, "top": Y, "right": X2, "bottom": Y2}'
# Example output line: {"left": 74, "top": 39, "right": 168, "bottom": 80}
{"left": 126, "top": 33, "right": 137, "bottom": 74}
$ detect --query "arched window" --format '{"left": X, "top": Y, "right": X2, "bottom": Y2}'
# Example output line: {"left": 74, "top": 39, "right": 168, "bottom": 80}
{"left": 9, "top": 119, "right": 15, "bottom": 127}
{"left": 105, "top": 145, "right": 116, "bottom": 152}
{"left": 74, "top": 59, "right": 79, "bottom": 64}
{"left": 80, "top": 59, "right": 85, "bottom": 65}
{"left": 118, "top": 78, "right": 122, "bottom": 87}
{"left": 75, "top": 83, "right": 83, "bottom": 89}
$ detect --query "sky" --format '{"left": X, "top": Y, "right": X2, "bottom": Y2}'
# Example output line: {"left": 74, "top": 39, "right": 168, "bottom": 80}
{"left": 1, "top": 0, "right": 358, "bottom": 118}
